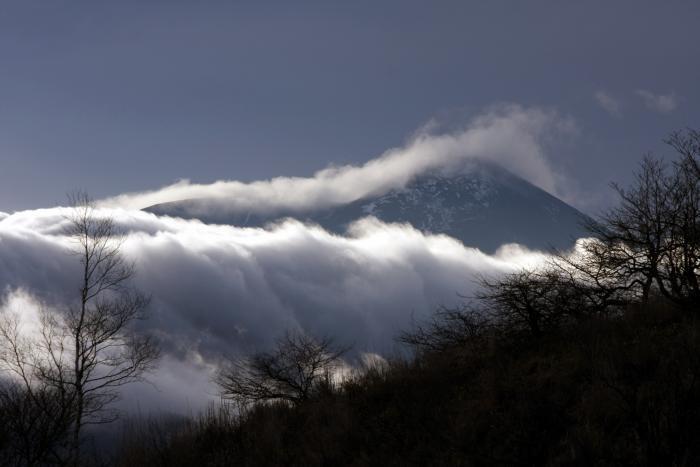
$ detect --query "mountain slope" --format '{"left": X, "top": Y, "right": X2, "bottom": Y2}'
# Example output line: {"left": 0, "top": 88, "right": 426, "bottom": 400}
{"left": 146, "top": 162, "right": 588, "bottom": 252}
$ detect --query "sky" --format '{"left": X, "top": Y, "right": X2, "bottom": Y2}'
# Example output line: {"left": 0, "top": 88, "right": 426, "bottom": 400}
{"left": 0, "top": 1, "right": 698, "bottom": 213}
{"left": 0, "top": 1, "right": 699, "bottom": 415}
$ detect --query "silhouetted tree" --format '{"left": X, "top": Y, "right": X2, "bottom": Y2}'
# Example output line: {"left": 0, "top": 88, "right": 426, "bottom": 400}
{"left": 216, "top": 331, "right": 347, "bottom": 407}
{"left": 476, "top": 267, "right": 594, "bottom": 337}
{"left": 579, "top": 157, "right": 672, "bottom": 303}
{"left": 398, "top": 305, "right": 490, "bottom": 353}
{"left": 0, "top": 381, "right": 73, "bottom": 466}
{"left": 0, "top": 192, "right": 159, "bottom": 466}
{"left": 667, "top": 128, "right": 700, "bottom": 179}
{"left": 573, "top": 130, "right": 700, "bottom": 308}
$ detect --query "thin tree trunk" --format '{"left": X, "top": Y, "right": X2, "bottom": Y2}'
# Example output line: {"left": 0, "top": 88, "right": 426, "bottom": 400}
{"left": 71, "top": 242, "right": 89, "bottom": 467}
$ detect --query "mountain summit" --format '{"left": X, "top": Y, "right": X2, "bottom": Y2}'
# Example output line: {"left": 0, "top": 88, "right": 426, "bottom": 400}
{"left": 146, "top": 161, "right": 588, "bottom": 252}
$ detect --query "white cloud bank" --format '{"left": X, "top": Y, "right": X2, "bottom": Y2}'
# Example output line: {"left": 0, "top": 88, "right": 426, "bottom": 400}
{"left": 99, "top": 104, "right": 576, "bottom": 213}
{"left": 0, "top": 208, "right": 550, "bottom": 413}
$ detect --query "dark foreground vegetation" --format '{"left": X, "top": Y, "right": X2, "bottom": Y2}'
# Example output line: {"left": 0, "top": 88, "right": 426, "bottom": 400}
{"left": 2, "top": 130, "right": 700, "bottom": 466}
{"left": 116, "top": 303, "right": 700, "bottom": 466}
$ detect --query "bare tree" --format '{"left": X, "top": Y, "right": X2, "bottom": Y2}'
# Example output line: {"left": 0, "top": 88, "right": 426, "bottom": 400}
{"left": 664, "top": 154, "right": 700, "bottom": 305}
{"left": 476, "top": 268, "right": 594, "bottom": 338}
{"left": 398, "top": 305, "right": 491, "bottom": 354}
{"left": 569, "top": 132, "right": 700, "bottom": 308}
{"left": 0, "top": 193, "right": 159, "bottom": 466}
{"left": 0, "top": 380, "right": 73, "bottom": 466}
{"left": 667, "top": 128, "right": 700, "bottom": 179}
{"left": 580, "top": 157, "right": 673, "bottom": 302}
{"left": 216, "top": 331, "right": 347, "bottom": 407}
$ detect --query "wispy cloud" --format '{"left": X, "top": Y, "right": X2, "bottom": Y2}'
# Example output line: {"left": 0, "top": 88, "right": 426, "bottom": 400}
{"left": 594, "top": 91, "right": 621, "bottom": 117}
{"left": 98, "top": 105, "right": 576, "bottom": 213}
{"left": 636, "top": 89, "right": 678, "bottom": 113}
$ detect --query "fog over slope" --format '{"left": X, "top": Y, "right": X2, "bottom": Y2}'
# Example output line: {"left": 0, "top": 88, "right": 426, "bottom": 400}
{"left": 0, "top": 210, "right": 550, "bottom": 412}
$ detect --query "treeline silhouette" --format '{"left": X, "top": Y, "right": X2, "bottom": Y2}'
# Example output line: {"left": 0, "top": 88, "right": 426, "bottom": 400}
{"left": 117, "top": 301, "right": 700, "bottom": 466}
{"left": 3, "top": 129, "right": 700, "bottom": 466}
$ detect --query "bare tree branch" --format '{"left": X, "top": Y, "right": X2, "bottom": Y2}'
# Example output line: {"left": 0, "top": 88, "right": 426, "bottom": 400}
{"left": 216, "top": 331, "right": 347, "bottom": 407}
{"left": 0, "top": 192, "right": 159, "bottom": 465}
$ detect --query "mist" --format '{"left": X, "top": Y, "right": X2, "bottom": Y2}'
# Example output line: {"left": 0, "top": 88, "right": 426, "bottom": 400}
{"left": 0, "top": 207, "right": 550, "bottom": 413}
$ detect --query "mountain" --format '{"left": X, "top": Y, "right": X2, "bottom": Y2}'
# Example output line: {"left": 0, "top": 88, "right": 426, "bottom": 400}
{"left": 145, "top": 161, "right": 589, "bottom": 252}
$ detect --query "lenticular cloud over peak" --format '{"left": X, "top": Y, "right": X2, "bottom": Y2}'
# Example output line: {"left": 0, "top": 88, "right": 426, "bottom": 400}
{"left": 99, "top": 105, "right": 575, "bottom": 213}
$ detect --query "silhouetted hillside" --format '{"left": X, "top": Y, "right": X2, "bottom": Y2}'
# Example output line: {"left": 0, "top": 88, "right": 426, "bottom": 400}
{"left": 114, "top": 301, "right": 700, "bottom": 466}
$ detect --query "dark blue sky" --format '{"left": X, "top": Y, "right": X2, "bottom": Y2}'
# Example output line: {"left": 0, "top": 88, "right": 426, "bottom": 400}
{"left": 0, "top": 1, "right": 698, "bottom": 212}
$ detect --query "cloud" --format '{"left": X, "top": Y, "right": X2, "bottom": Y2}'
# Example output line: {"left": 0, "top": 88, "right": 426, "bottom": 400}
{"left": 98, "top": 105, "right": 576, "bottom": 213}
{"left": 0, "top": 104, "right": 580, "bottom": 414}
{"left": 594, "top": 91, "right": 621, "bottom": 117}
{"left": 0, "top": 208, "right": 550, "bottom": 413}
{"left": 636, "top": 89, "right": 678, "bottom": 113}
